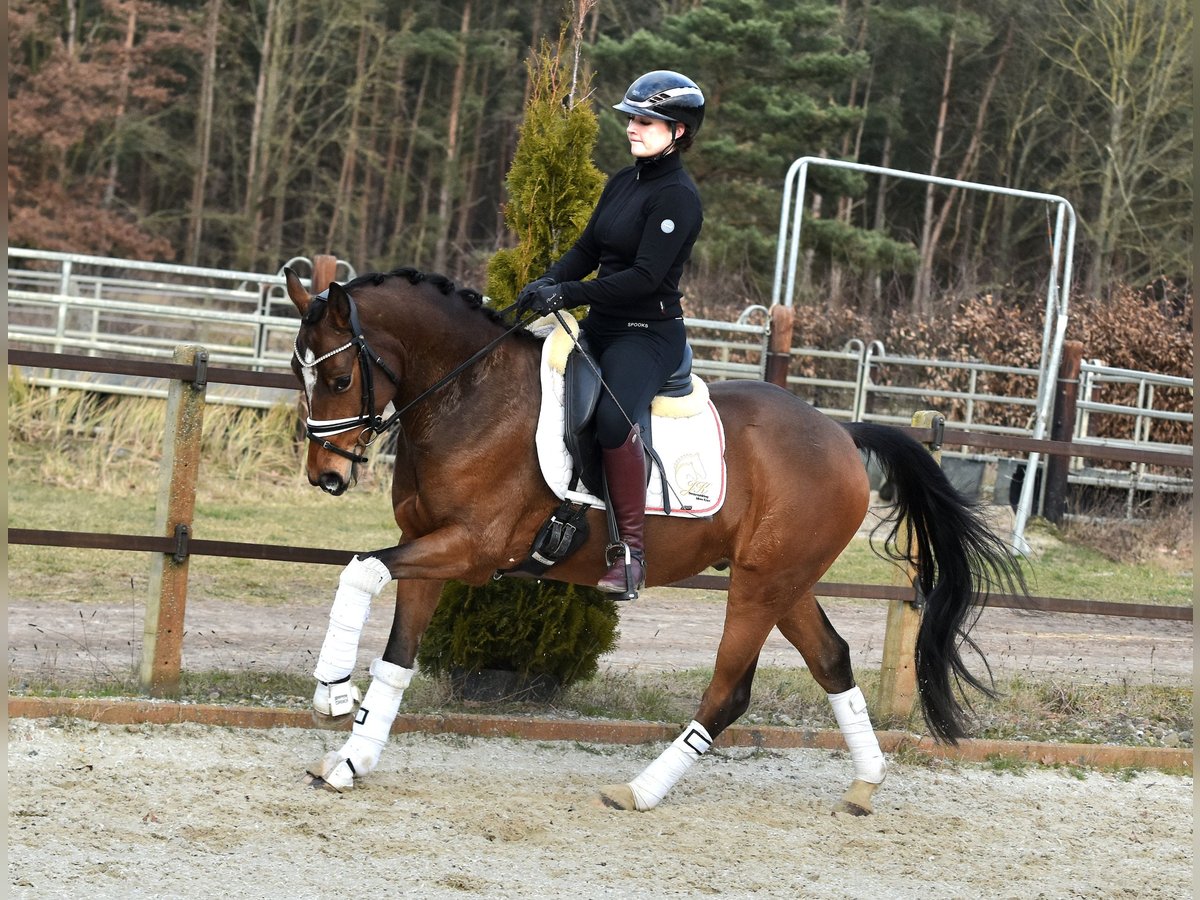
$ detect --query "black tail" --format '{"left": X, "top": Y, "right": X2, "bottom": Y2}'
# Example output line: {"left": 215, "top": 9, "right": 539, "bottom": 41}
{"left": 844, "top": 422, "right": 1028, "bottom": 743}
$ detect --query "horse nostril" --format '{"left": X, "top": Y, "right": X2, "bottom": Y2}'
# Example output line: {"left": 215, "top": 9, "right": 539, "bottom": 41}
{"left": 318, "top": 472, "right": 346, "bottom": 495}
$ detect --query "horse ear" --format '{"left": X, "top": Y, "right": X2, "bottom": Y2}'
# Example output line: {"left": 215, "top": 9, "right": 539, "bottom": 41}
{"left": 325, "top": 281, "right": 353, "bottom": 331}
{"left": 284, "top": 267, "right": 311, "bottom": 315}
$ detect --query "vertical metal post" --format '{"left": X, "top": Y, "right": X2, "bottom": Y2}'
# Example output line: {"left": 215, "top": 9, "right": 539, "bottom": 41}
{"left": 141, "top": 345, "right": 208, "bottom": 697}
{"left": 877, "top": 409, "right": 943, "bottom": 723}
{"left": 54, "top": 259, "right": 72, "bottom": 354}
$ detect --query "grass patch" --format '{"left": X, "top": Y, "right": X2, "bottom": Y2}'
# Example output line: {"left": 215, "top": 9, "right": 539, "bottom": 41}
{"left": 984, "top": 752, "right": 1030, "bottom": 775}
{"left": 7, "top": 385, "right": 1194, "bottom": 748}
{"left": 13, "top": 665, "right": 1191, "bottom": 751}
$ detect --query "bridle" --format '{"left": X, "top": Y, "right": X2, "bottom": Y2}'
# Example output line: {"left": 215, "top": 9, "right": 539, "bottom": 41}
{"left": 294, "top": 286, "right": 531, "bottom": 464}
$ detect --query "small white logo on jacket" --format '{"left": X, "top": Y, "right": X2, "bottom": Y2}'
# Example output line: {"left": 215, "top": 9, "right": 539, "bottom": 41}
{"left": 660, "top": 219, "right": 675, "bottom": 234}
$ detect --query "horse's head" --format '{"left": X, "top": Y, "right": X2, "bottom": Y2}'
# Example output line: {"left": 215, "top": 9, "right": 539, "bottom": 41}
{"left": 286, "top": 268, "right": 397, "bottom": 495}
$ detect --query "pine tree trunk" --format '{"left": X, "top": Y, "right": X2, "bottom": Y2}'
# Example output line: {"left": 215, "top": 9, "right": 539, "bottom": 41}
{"left": 103, "top": 3, "right": 138, "bottom": 209}
{"left": 186, "top": 0, "right": 222, "bottom": 265}
{"left": 243, "top": 0, "right": 279, "bottom": 268}
{"left": 389, "top": 54, "right": 432, "bottom": 262}
{"left": 325, "top": 25, "right": 370, "bottom": 254}
{"left": 434, "top": 0, "right": 472, "bottom": 273}
{"left": 870, "top": 126, "right": 894, "bottom": 315}
{"left": 454, "top": 62, "right": 488, "bottom": 267}
{"left": 65, "top": 0, "right": 78, "bottom": 59}
{"left": 914, "top": 22, "right": 957, "bottom": 316}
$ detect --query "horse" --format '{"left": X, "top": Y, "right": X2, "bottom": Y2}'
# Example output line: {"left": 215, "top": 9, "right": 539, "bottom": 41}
{"left": 285, "top": 265, "right": 1025, "bottom": 814}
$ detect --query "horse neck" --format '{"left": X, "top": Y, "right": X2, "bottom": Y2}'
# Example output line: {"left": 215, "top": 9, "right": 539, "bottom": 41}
{"left": 364, "top": 291, "right": 538, "bottom": 440}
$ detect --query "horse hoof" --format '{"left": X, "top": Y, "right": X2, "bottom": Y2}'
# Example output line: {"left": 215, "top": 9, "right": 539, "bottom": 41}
{"left": 311, "top": 710, "right": 356, "bottom": 730}
{"left": 597, "top": 784, "right": 638, "bottom": 811}
{"left": 834, "top": 779, "right": 880, "bottom": 816}
{"left": 833, "top": 800, "right": 872, "bottom": 817}
{"left": 306, "top": 751, "right": 355, "bottom": 792}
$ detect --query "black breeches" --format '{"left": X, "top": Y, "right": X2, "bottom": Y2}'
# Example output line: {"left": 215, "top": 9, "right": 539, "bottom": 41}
{"left": 581, "top": 315, "right": 686, "bottom": 449}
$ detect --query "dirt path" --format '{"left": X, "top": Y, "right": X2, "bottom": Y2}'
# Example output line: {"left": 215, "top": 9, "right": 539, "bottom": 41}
{"left": 8, "top": 717, "right": 1192, "bottom": 899}
{"left": 7, "top": 587, "right": 1192, "bottom": 689}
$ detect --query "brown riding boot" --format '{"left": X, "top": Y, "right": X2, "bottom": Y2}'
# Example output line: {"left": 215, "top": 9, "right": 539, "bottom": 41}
{"left": 598, "top": 428, "right": 648, "bottom": 600}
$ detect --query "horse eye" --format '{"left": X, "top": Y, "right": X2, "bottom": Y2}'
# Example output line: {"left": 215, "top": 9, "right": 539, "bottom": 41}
{"left": 332, "top": 375, "right": 352, "bottom": 393}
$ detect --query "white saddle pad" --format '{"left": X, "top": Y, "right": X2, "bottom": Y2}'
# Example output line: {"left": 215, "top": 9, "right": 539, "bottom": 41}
{"left": 533, "top": 319, "right": 727, "bottom": 518}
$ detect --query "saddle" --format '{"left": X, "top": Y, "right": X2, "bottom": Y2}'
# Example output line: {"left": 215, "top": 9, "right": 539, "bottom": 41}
{"left": 498, "top": 318, "right": 726, "bottom": 580}
{"left": 562, "top": 333, "right": 695, "bottom": 499}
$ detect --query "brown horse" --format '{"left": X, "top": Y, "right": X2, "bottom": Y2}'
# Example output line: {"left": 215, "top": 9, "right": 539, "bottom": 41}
{"left": 286, "top": 266, "right": 1023, "bottom": 813}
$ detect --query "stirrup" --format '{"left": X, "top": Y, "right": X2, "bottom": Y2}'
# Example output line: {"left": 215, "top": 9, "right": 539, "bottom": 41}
{"left": 600, "top": 541, "right": 644, "bottom": 601}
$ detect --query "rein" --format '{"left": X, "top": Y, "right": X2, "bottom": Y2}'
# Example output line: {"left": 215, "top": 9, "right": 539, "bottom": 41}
{"left": 295, "top": 288, "right": 532, "bottom": 464}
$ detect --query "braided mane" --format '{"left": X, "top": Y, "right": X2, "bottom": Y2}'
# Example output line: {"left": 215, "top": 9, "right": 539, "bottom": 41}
{"left": 344, "top": 266, "right": 522, "bottom": 330}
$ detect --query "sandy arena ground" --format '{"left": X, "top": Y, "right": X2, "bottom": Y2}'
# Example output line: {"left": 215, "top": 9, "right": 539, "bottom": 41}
{"left": 8, "top": 716, "right": 1193, "bottom": 899}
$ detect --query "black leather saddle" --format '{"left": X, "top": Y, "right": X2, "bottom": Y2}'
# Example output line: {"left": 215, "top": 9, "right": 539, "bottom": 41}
{"left": 562, "top": 334, "right": 694, "bottom": 497}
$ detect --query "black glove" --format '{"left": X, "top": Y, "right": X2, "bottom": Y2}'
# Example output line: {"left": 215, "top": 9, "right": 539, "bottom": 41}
{"left": 516, "top": 280, "right": 566, "bottom": 315}
{"left": 518, "top": 275, "right": 555, "bottom": 297}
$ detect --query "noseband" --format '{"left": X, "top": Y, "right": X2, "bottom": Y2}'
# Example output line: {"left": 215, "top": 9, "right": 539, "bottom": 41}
{"left": 294, "top": 287, "right": 533, "bottom": 464}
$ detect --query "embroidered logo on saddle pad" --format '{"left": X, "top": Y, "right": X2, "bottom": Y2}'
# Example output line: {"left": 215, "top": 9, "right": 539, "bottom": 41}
{"left": 533, "top": 319, "right": 727, "bottom": 517}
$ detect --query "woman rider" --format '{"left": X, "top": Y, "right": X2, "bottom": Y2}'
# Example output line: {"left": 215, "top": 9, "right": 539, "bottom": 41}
{"left": 515, "top": 70, "right": 705, "bottom": 600}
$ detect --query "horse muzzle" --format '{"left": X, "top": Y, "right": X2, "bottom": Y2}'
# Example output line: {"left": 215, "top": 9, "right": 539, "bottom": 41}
{"left": 315, "top": 470, "right": 350, "bottom": 496}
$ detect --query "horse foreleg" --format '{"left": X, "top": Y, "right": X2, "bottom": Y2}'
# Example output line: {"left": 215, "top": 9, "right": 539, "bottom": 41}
{"left": 306, "top": 579, "right": 444, "bottom": 792}
{"left": 306, "top": 657, "right": 414, "bottom": 792}
{"left": 777, "top": 595, "right": 887, "bottom": 815}
{"left": 311, "top": 555, "right": 393, "bottom": 721}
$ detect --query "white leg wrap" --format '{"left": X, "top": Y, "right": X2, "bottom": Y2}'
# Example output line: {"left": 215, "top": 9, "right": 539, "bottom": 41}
{"left": 336, "top": 658, "right": 414, "bottom": 777}
{"left": 312, "top": 556, "right": 392, "bottom": 684}
{"left": 829, "top": 686, "right": 887, "bottom": 784}
{"left": 628, "top": 721, "right": 712, "bottom": 811}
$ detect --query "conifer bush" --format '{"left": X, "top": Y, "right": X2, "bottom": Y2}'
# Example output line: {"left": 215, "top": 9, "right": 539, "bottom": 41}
{"left": 416, "top": 580, "right": 620, "bottom": 697}
{"left": 419, "top": 30, "right": 617, "bottom": 700}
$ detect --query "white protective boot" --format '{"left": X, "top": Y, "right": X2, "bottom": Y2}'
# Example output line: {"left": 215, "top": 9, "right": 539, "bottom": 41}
{"left": 312, "top": 556, "right": 392, "bottom": 717}
{"left": 307, "top": 658, "right": 414, "bottom": 791}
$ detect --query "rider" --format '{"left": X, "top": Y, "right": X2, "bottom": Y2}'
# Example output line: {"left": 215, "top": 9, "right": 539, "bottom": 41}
{"left": 515, "top": 70, "right": 705, "bottom": 600}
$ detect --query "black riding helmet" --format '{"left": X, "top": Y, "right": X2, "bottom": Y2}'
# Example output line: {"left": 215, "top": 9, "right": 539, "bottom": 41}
{"left": 612, "top": 70, "right": 705, "bottom": 136}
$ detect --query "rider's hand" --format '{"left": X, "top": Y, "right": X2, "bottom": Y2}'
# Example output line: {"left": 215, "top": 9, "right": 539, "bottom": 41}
{"left": 516, "top": 280, "right": 565, "bottom": 315}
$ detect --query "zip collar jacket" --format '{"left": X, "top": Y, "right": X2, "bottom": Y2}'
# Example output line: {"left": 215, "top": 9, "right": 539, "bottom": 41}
{"left": 544, "top": 152, "right": 702, "bottom": 321}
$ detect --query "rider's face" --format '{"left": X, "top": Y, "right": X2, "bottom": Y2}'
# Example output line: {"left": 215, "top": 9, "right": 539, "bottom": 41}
{"left": 626, "top": 115, "right": 680, "bottom": 158}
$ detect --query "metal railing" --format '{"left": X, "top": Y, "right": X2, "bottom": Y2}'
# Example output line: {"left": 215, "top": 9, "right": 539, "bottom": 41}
{"left": 7, "top": 248, "right": 1191, "bottom": 508}
{"left": 7, "top": 248, "right": 357, "bottom": 406}
{"left": 7, "top": 248, "right": 773, "bottom": 400}
{"left": 1070, "top": 362, "right": 1194, "bottom": 514}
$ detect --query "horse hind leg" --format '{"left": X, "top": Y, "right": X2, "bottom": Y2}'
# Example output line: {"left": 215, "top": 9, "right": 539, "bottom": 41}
{"left": 776, "top": 594, "right": 887, "bottom": 816}
{"left": 599, "top": 574, "right": 778, "bottom": 812}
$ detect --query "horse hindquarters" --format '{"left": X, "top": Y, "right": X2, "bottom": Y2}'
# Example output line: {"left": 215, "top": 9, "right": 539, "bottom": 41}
{"left": 843, "top": 422, "right": 1026, "bottom": 743}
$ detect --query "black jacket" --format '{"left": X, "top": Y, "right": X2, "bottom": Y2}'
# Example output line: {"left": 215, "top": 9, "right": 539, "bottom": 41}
{"left": 544, "top": 152, "right": 702, "bottom": 321}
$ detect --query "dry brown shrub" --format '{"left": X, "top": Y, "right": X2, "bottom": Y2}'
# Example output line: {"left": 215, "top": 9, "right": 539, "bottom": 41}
{"left": 1063, "top": 495, "right": 1193, "bottom": 567}
{"left": 776, "top": 284, "right": 1193, "bottom": 437}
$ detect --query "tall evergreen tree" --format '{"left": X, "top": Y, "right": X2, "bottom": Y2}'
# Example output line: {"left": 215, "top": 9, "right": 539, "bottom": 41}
{"left": 590, "top": 0, "right": 911, "bottom": 303}
{"left": 486, "top": 33, "right": 605, "bottom": 303}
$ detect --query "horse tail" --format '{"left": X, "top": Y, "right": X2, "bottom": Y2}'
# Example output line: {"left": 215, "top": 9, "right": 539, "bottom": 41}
{"left": 843, "top": 422, "right": 1028, "bottom": 744}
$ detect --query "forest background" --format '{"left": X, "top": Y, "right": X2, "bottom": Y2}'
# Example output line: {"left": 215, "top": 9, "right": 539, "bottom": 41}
{"left": 7, "top": 0, "right": 1193, "bottom": 380}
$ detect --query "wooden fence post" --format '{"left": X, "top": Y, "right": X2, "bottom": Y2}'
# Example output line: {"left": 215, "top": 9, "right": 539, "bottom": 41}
{"left": 1044, "top": 340, "right": 1085, "bottom": 524}
{"left": 140, "top": 345, "right": 208, "bottom": 697}
{"left": 876, "top": 409, "right": 944, "bottom": 724}
{"left": 764, "top": 304, "right": 795, "bottom": 388}
{"left": 312, "top": 254, "right": 338, "bottom": 295}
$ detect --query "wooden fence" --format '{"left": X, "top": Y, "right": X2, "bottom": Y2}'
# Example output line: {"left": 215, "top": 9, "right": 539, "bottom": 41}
{"left": 7, "top": 343, "right": 1193, "bottom": 721}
